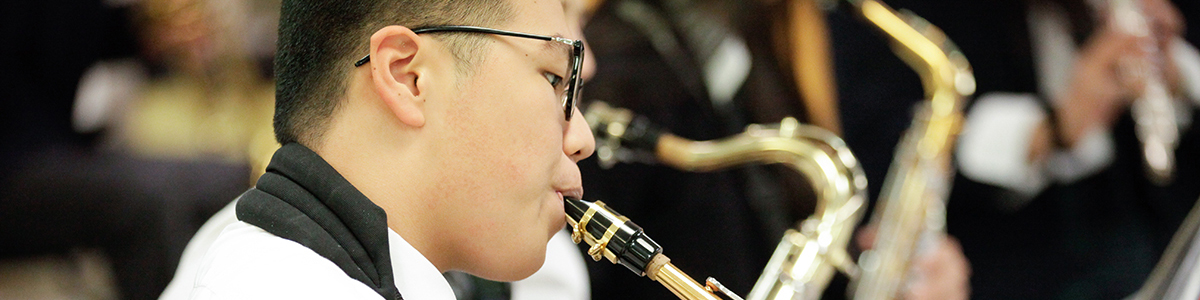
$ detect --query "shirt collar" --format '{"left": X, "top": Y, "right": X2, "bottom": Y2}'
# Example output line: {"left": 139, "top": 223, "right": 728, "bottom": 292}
{"left": 387, "top": 229, "right": 456, "bottom": 300}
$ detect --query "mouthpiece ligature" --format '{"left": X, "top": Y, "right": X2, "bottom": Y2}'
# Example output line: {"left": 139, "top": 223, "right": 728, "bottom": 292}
{"left": 564, "top": 197, "right": 743, "bottom": 300}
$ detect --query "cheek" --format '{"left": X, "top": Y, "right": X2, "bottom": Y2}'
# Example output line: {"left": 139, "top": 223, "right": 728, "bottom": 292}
{"left": 434, "top": 77, "right": 565, "bottom": 280}
{"left": 447, "top": 110, "right": 556, "bottom": 190}
{"left": 433, "top": 83, "right": 564, "bottom": 233}
{"left": 453, "top": 76, "right": 563, "bottom": 180}
{"left": 446, "top": 67, "right": 566, "bottom": 187}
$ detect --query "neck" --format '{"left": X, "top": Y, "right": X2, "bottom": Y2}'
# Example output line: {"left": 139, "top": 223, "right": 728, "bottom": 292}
{"left": 315, "top": 73, "right": 453, "bottom": 273}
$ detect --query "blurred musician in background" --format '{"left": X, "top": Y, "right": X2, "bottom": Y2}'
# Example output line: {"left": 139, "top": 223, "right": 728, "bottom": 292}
{"left": 0, "top": 0, "right": 252, "bottom": 299}
{"left": 933, "top": 0, "right": 1200, "bottom": 298}
{"left": 116, "top": 0, "right": 279, "bottom": 173}
{"left": 577, "top": 0, "right": 969, "bottom": 299}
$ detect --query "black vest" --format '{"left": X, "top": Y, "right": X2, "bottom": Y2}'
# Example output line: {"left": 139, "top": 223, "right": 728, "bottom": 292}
{"left": 235, "top": 143, "right": 403, "bottom": 300}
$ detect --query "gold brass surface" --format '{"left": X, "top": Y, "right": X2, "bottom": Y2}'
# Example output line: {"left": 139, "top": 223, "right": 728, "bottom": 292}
{"left": 650, "top": 261, "right": 725, "bottom": 300}
{"left": 581, "top": 1, "right": 973, "bottom": 298}
{"left": 656, "top": 118, "right": 869, "bottom": 300}
{"left": 571, "top": 207, "right": 598, "bottom": 244}
{"left": 846, "top": 1, "right": 974, "bottom": 300}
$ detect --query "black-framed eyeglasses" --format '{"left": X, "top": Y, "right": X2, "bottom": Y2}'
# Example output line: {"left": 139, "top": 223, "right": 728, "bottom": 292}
{"left": 354, "top": 25, "right": 585, "bottom": 121}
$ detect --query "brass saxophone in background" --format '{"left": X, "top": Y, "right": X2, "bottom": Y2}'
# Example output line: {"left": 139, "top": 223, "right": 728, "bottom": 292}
{"left": 841, "top": 1, "right": 974, "bottom": 300}
{"left": 577, "top": 0, "right": 972, "bottom": 298}
{"left": 1109, "top": 0, "right": 1180, "bottom": 185}
{"left": 583, "top": 101, "right": 869, "bottom": 300}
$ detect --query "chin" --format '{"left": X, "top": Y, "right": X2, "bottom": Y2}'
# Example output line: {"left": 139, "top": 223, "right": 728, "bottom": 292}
{"left": 475, "top": 249, "right": 547, "bottom": 282}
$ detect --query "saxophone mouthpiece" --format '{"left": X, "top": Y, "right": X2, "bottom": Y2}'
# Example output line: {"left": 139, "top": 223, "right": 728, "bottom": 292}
{"left": 564, "top": 197, "right": 742, "bottom": 300}
{"left": 563, "top": 197, "right": 662, "bottom": 276}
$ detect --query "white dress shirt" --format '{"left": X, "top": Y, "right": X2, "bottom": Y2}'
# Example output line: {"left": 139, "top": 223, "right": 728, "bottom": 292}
{"left": 160, "top": 201, "right": 238, "bottom": 300}
{"left": 162, "top": 201, "right": 590, "bottom": 300}
{"left": 183, "top": 220, "right": 455, "bottom": 300}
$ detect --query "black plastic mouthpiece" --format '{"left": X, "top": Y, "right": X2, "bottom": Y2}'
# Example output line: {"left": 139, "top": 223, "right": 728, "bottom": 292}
{"left": 564, "top": 197, "right": 663, "bottom": 276}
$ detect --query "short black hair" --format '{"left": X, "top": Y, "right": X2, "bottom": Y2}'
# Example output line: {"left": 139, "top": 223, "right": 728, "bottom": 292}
{"left": 273, "top": 0, "right": 514, "bottom": 146}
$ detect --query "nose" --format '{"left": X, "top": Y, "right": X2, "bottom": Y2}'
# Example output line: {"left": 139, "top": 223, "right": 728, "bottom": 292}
{"left": 564, "top": 106, "right": 596, "bottom": 162}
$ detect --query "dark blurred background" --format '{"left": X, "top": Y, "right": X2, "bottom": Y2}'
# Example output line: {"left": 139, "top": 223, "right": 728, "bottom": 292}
{"left": 0, "top": 0, "right": 277, "bottom": 298}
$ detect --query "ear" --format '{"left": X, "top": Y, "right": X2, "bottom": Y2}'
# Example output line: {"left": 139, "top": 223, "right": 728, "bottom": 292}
{"left": 369, "top": 25, "right": 426, "bottom": 127}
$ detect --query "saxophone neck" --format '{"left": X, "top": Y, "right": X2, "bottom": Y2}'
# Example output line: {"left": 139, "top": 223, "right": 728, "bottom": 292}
{"left": 850, "top": 0, "right": 974, "bottom": 117}
{"left": 585, "top": 101, "right": 666, "bottom": 168}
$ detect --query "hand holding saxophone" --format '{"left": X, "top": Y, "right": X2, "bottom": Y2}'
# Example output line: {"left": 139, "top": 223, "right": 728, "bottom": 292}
{"left": 854, "top": 227, "right": 970, "bottom": 300}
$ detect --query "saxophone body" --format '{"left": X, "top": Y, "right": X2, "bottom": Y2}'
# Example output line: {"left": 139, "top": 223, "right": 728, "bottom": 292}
{"left": 584, "top": 101, "right": 869, "bottom": 300}
{"left": 841, "top": 1, "right": 974, "bottom": 300}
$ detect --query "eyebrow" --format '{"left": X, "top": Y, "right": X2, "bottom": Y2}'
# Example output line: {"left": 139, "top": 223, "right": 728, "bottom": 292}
{"left": 542, "top": 33, "right": 568, "bottom": 49}
{"left": 540, "top": 33, "right": 572, "bottom": 60}
{"left": 535, "top": 32, "right": 571, "bottom": 65}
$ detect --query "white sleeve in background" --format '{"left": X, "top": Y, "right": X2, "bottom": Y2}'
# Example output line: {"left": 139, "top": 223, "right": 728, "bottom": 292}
{"left": 957, "top": 93, "right": 1051, "bottom": 201}
{"left": 957, "top": 93, "right": 1117, "bottom": 206}
{"left": 72, "top": 59, "right": 145, "bottom": 134}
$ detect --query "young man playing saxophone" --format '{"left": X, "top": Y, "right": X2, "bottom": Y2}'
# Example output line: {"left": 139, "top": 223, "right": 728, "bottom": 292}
{"left": 176, "top": 0, "right": 596, "bottom": 298}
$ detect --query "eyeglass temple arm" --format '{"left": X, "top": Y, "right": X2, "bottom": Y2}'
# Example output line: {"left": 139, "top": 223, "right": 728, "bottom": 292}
{"left": 353, "top": 25, "right": 575, "bottom": 67}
